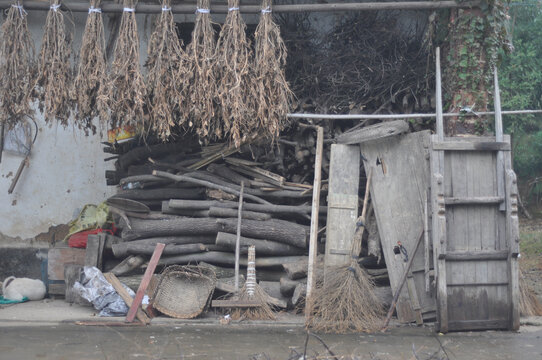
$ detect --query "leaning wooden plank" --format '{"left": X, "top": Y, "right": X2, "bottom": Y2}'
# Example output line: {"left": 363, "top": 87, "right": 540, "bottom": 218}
{"left": 216, "top": 232, "right": 306, "bottom": 256}
{"left": 126, "top": 243, "right": 165, "bottom": 323}
{"left": 103, "top": 273, "right": 151, "bottom": 325}
{"left": 361, "top": 130, "right": 435, "bottom": 323}
{"left": 325, "top": 144, "right": 360, "bottom": 272}
{"left": 336, "top": 120, "right": 409, "bottom": 145}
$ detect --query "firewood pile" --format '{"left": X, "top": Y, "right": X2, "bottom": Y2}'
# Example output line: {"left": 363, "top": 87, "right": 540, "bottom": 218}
{"left": 101, "top": 130, "right": 391, "bottom": 309}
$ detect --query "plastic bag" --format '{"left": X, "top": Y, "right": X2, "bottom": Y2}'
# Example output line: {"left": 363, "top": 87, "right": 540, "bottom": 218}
{"left": 73, "top": 266, "right": 135, "bottom": 317}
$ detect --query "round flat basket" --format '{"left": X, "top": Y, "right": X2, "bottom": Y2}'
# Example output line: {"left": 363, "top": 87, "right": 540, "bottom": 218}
{"left": 153, "top": 265, "right": 216, "bottom": 319}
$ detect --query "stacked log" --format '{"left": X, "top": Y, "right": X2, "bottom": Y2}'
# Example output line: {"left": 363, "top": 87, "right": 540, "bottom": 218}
{"left": 102, "top": 132, "right": 393, "bottom": 310}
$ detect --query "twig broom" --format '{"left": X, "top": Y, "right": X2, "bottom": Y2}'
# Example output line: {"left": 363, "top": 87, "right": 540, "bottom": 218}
{"left": 307, "top": 169, "right": 384, "bottom": 333}
{"left": 231, "top": 245, "right": 275, "bottom": 320}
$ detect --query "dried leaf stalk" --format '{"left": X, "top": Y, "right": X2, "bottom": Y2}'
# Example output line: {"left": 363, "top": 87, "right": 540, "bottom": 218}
{"left": 108, "top": 0, "right": 148, "bottom": 130}
{"left": 146, "top": 0, "right": 187, "bottom": 141}
{"left": 216, "top": 0, "right": 257, "bottom": 148}
{"left": 72, "top": 0, "right": 109, "bottom": 134}
{"left": 37, "top": 0, "right": 74, "bottom": 126}
{"left": 254, "top": 0, "right": 293, "bottom": 142}
{"left": 0, "top": 3, "right": 37, "bottom": 129}
{"left": 182, "top": 0, "right": 219, "bottom": 142}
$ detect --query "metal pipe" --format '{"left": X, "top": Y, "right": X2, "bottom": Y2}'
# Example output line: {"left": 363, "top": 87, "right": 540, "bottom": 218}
{"left": 0, "top": 0, "right": 479, "bottom": 14}
{"left": 287, "top": 109, "right": 542, "bottom": 120}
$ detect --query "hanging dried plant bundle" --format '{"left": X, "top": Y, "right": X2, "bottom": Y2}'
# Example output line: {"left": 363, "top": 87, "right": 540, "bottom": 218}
{"left": 216, "top": 0, "right": 257, "bottom": 148}
{"left": 182, "top": 0, "right": 219, "bottom": 141}
{"left": 108, "top": 0, "right": 148, "bottom": 130}
{"left": 72, "top": 0, "right": 109, "bottom": 134}
{"left": 254, "top": 0, "right": 293, "bottom": 141}
{"left": 37, "top": 0, "right": 74, "bottom": 126}
{"left": 146, "top": 0, "right": 187, "bottom": 141}
{"left": 0, "top": 3, "right": 37, "bottom": 129}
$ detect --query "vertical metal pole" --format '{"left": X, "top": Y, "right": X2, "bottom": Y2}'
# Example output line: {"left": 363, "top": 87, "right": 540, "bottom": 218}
{"left": 436, "top": 47, "right": 444, "bottom": 140}
{"left": 494, "top": 68, "right": 505, "bottom": 211}
{"left": 234, "top": 182, "right": 244, "bottom": 295}
{"left": 305, "top": 126, "right": 324, "bottom": 318}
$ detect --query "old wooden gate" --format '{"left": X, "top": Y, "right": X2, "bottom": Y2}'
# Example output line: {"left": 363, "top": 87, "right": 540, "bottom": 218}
{"left": 430, "top": 48, "right": 520, "bottom": 332}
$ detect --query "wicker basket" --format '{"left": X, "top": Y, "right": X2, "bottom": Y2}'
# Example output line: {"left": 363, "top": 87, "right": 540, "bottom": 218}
{"left": 153, "top": 265, "right": 216, "bottom": 319}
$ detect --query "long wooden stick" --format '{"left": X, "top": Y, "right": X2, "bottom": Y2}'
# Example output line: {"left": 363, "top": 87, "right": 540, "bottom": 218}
{"left": 381, "top": 229, "right": 424, "bottom": 330}
{"left": 125, "top": 243, "right": 165, "bottom": 323}
{"left": 305, "top": 126, "right": 324, "bottom": 317}
{"left": 104, "top": 273, "right": 151, "bottom": 324}
{"left": 234, "top": 182, "right": 244, "bottom": 295}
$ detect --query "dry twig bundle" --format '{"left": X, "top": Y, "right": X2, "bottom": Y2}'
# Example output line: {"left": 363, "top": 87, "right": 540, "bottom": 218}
{"left": 254, "top": 0, "right": 293, "bottom": 142}
{"left": 72, "top": 0, "right": 109, "bottom": 134}
{"left": 182, "top": 0, "right": 219, "bottom": 142}
{"left": 307, "top": 261, "right": 384, "bottom": 333}
{"left": 37, "top": 0, "right": 73, "bottom": 126}
{"left": 216, "top": 0, "right": 257, "bottom": 148}
{"left": 146, "top": 0, "right": 187, "bottom": 141}
{"left": 231, "top": 246, "right": 275, "bottom": 320}
{"left": 0, "top": 2, "right": 37, "bottom": 129}
{"left": 520, "top": 268, "right": 542, "bottom": 317}
{"left": 108, "top": 0, "right": 148, "bottom": 130}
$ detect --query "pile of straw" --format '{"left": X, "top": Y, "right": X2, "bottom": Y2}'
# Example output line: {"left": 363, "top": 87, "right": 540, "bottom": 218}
{"left": 37, "top": 0, "right": 73, "bottom": 126}
{"left": 254, "top": 0, "right": 293, "bottom": 142}
{"left": 0, "top": 2, "right": 37, "bottom": 129}
{"left": 182, "top": 0, "right": 219, "bottom": 142}
{"left": 72, "top": 0, "right": 109, "bottom": 134}
{"left": 108, "top": 0, "right": 148, "bottom": 130}
{"left": 146, "top": 0, "right": 187, "bottom": 141}
{"left": 216, "top": 0, "right": 257, "bottom": 148}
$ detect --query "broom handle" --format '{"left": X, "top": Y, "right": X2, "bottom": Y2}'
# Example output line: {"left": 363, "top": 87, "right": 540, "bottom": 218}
{"left": 381, "top": 228, "right": 424, "bottom": 330}
{"left": 234, "top": 182, "right": 244, "bottom": 295}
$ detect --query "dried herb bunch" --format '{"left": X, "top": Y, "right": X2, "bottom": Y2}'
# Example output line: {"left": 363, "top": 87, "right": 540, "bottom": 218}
{"left": 37, "top": 0, "right": 74, "bottom": 126}
{"left": 108, "top": 0, "right": 148, "bottom": 130}
{"left": 146, "top": 0, "right": 187, "bottom": 141}
{"left": 182, "top": 0, "right": 219, "bottom": 142}
{"left": 216, "top": 0, "right": 257, "bottom": 148}
{"left": 0, "top": 3, "right": 37, "bottom": 129}
{"left": 254, "top": 0, "right": 293, "bottom": 142}
{"left": 72, "top": 0, "right": 109, "bottom": 134}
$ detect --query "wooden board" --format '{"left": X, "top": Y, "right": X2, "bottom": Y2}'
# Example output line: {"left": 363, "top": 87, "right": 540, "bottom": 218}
{"left": 324, "top": 144, "right": 360, "bottom": 272}
{"left": 48, "top": 247, "right": 86, "bottom": 281}
{"left": 360, "top": 131, "right": 436, "bottom": 323}
{"left": 430, "top": 134, "right": 518, "bottom": 332}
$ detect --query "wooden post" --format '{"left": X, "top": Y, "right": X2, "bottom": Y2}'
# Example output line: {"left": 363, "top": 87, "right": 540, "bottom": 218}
{"left": 305, "top": 126, "right": 324, "bottom": 317}
{"left": 125, "top": 243, "right": 165, "bottom": 323}
{"left": 234, "top": 182, "right": 245, "bottom": 295}
{"left": 505, "top": 168, "right": 520, "bottom": 330}
{"left": 494, "top": 68, "right": 505, "bottom": 211}
{"left": 435, "top": 47, "right": 444, "bottom": 140}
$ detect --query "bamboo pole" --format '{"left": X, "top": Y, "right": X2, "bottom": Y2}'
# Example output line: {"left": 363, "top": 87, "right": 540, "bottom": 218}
{"left": 305, "top": 126, "right": 324, "bottom": 318}
{"left": 0, "top": 0, "right": 479, "bottom": 14}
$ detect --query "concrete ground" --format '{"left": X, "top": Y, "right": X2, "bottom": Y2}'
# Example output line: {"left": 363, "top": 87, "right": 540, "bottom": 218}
{"left": 1, "top": 300, "right": 542, "bottom": 359}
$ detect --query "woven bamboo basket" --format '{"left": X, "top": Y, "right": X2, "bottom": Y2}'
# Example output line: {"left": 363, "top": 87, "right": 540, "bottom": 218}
{"left": 153, "top": 265, "right": 216, "bottom": 319}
